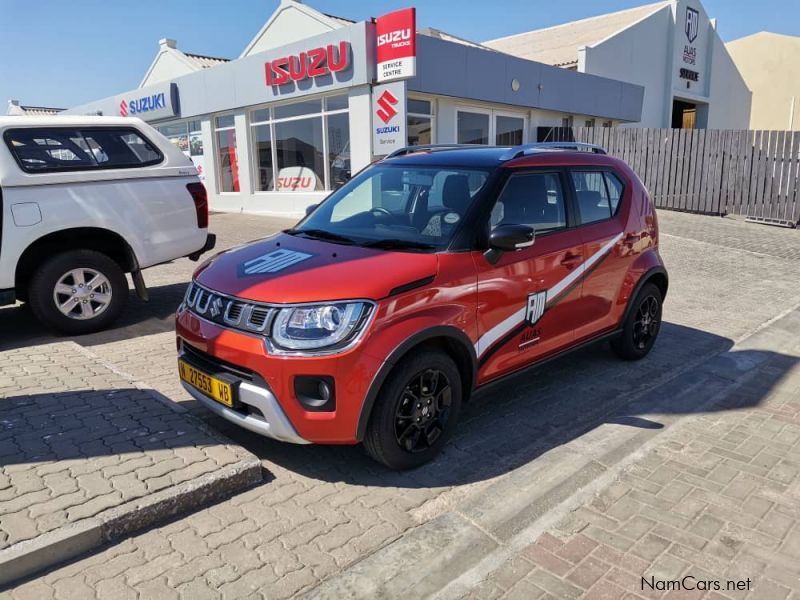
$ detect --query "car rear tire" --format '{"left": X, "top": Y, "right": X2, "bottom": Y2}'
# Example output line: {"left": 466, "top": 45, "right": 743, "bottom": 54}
{"left": 364, "top": 350, "right": 463, "bottom": 470}
{"left": 611, "top": 282, "right": 663, "bottom": 361}
{"left": 28, "top": 250, "right": 128, "bottom": 335}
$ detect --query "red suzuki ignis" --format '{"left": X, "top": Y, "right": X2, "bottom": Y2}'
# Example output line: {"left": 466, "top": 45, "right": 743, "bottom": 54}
{"left": 176, "top": 143, "right": 667, "bottom": 469}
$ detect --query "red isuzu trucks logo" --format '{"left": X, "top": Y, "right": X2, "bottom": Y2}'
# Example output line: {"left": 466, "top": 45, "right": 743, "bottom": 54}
{"left": 375, "top": 8, "right": 416, "bottom": 83}
{"left": 264, "top": 41, "right": 350, "bottom": 86}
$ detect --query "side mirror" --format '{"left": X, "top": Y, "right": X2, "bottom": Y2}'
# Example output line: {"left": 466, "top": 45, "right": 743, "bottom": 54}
{"left": 485, "top": 224, "right": 535, "bottom": 265}
{"left": 305, "top": 203, "right": 319, "bottom": 216}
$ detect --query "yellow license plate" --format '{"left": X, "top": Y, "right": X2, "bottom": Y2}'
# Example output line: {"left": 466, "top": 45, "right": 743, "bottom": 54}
{"left": 178, "top": 359, "right": 235, "bottom": 408}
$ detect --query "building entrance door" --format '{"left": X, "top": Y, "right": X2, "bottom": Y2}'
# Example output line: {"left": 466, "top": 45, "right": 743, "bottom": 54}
{"left": 672, "top": 100, "right": 697, "bottom": 128}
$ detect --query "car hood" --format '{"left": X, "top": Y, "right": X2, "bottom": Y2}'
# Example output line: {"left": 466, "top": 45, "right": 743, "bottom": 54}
{"left": 193, "top": 233, "right": 439, "bottom": 304}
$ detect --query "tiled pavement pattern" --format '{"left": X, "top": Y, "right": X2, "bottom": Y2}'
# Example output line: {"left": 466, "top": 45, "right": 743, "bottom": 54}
{"left": 466, "top": 321, "right": 800, "bottom": 600}
{"left": 0, "top": 342, "right": 253, "bottom": 553}
{"left": 2, "top": 210, "right": 800, "bottom": 598}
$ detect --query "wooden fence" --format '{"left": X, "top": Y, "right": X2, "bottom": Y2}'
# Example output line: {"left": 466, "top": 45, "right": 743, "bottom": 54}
{"left": 541, "top": 127, "right": 800, "bottom": 225}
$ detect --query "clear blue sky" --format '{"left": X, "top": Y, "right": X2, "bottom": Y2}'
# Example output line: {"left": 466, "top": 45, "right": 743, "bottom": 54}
{"left": 1, "top": 0, "right": 798, "bottom": 109}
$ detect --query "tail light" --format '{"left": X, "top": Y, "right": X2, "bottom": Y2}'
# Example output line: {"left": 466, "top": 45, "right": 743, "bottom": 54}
{"left": 187, "top": 182, "right": 208, "bottom": 229}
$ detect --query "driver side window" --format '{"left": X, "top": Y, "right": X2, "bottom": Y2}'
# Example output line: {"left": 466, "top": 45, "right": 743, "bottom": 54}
{"left": 490, "top": 172, "right": 567, "bottom": 233}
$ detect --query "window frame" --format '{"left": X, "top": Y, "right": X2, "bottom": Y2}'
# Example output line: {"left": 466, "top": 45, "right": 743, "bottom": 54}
{"left": 566, "top": 167, "right": 627, "bottom": 227}
{"left": 247, "top": 94, "right": 349, "bottom": 194}
{"left": 3, "top": 126, "right": 164, "bottom": 174}
{"left": 486, "top": 168, "right": 575, "bottom": 240}
{"left": 407, "top": 95, "right": 436, "bottom": 146}
{"left": 213, "top": 112, "right": 240, "bottom": 195}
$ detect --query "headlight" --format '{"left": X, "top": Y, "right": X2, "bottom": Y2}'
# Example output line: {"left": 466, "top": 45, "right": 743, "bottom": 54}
{"left": 270, "top": 301, "right": 372, "bottom": 352}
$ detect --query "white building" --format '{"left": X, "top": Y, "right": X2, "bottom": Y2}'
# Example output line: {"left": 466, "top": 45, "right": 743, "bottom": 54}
{"left": 60, "top": 0, "right": 645, "bottom": 218}
{"left": 484, "top": 0, "right": 751, "bottom": 129}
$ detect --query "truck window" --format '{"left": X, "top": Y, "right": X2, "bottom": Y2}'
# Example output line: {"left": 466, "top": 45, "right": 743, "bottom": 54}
{"left": 3, "top": 127, "right": 163, "bottom": 173}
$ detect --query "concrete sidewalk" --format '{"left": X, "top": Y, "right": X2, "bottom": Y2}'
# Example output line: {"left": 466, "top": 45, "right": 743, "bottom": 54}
{"left": 307, "top": 307, "right": 800, "bottom": 599}
{"left": 0, "top": 342, "right": 262, "bottom": 586}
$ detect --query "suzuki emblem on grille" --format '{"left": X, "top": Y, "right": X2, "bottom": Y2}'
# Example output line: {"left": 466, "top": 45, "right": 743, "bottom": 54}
{"left": 239, "top": 249, "right": 314, "bottom": 276}
{"left": 209, "top": 297, "right": 224, "bottom": 318}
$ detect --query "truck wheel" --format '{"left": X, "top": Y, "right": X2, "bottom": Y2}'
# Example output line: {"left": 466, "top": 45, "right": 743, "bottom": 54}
{"left": 28, "top": 250, "right": 128, "bottom": 335}
{"left": 364, "top": 350, "right": 462, "bottom": 470}
{"left": 611, "top": 282, "right": 663, "bottom": 360}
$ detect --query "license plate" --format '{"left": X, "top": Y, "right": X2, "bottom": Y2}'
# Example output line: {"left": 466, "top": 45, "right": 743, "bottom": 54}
{"left": 178, "top": 359, "right": 235, "bottom": 408}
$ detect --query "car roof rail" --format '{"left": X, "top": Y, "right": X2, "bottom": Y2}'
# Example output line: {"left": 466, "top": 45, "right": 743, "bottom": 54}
{"left": 384, "top": 144, "right": 486, "bottom": 159}
{"left": 500, "top": 142, "right": 607, "bottom": 160}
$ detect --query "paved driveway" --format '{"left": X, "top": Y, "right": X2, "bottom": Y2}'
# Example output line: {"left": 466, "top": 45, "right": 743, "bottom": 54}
{"left": 3, "top": 211, "right": 800, "bottom": 599}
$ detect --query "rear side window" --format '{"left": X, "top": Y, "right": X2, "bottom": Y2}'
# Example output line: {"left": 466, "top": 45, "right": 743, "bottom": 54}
{"left": 4, "top": 127, "right": 163, "bottom": 173}
{"left": 571, "top": 170, "right": 624, "bottom": 224}
{"left": 491, "top": 172, "right": 567, "bottom": 233}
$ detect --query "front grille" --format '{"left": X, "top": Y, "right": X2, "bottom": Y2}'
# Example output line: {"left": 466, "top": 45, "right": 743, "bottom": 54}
{"left": 184, "top": 282, "right": 276, "bottom": 335}
{"left": 181, "top": 343, "right": 254, "bottom": 381}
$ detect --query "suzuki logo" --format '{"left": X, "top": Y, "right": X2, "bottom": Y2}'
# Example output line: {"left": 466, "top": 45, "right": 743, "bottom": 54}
{"left": 209, "top": 297, "right": 224, "bottom": 318}
{"left": 685, "top": 7, "right": 699, "bottom": 43}
{"left": 119, "top": 99, "right": 128, "bottom": 117}
{"left": 376, "top": 90, "right": 398, "bottom": 124}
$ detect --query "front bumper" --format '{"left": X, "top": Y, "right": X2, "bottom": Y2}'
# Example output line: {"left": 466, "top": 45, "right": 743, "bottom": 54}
{"left": 175, "top": 307, "right": 383, "bottom": 444}
{"left": 180, "top": 378, "right": 309, "bottom": 444}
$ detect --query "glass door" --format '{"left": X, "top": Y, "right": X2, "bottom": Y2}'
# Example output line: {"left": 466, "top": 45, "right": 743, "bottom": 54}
{"left": 456, "top": 108, "right": 528, "bottom": 146}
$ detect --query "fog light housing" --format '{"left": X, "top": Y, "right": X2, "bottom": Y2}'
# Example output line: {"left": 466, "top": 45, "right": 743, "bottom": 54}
{"left": 294, "top": 376, "right": 335, "bottom": 412}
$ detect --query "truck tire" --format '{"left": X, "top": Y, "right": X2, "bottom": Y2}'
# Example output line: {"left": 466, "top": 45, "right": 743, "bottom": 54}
{"left": 364, "top": 350, "right": 462, "bottom": 470}
{"left": 28, "top": 250, "right": 128, "bottom": 335}
{"left": 611, "top": 282, "right": 663, "bottom": 360}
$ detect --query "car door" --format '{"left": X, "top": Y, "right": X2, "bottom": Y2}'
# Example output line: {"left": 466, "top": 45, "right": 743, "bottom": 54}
{"left": 569, "top": 169, "right": 637, "bottom": 341}
{"left": 473, "top": 169, "right": 584, "bottom": 383}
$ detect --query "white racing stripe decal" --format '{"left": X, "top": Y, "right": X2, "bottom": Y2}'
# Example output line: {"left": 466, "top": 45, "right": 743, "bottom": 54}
{"left": 475, "top": 232, "right": 624, "bottom": 358}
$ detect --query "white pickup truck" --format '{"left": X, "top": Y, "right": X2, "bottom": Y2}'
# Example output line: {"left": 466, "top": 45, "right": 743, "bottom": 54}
{"left": 0, "top": 116, "right": 215, "bottom": 334}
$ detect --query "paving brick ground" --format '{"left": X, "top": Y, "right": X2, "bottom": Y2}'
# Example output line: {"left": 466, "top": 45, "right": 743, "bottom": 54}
{"left": 464, "top": 315, "right": 800, "bottom": 600}
{"left": 0, "top": 341, "right": 258, "bottom": 573}
{"left": 2, "top": 210, "right": 800, "bottom": 598}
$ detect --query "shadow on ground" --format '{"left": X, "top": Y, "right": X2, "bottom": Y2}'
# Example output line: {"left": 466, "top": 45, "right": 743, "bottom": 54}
{"left": 0, "top": 282, "right": 189, "bottom": 351}
{"left": 176, "top": 321, "right": 797, "bottom": 488}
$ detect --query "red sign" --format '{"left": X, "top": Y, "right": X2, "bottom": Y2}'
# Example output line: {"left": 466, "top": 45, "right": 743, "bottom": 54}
{"left": 265, "top": 41, "right": 350, "bottom": 87}
{"left": 375, "top": 8, "right": 416, "bottom": 82}
{"left": 375, "top": 90, "right": 399, "bottom": 124}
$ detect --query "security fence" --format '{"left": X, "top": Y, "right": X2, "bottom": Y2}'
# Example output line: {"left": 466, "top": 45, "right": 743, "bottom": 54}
{"left": 540, "top": 127, "right": 800, "bottom": 225}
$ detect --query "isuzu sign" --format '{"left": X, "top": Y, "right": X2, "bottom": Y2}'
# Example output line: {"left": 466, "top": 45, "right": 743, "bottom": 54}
{"left": 265, "top": 41, "right": 350, "bottom": 86}
{"left": 375, "top": 8, "right": 416, "bottom": 83}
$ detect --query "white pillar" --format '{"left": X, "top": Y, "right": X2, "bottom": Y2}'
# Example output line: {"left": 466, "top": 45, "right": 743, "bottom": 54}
{"left": 348, "top": 85, "right": 372, "bottom": 171}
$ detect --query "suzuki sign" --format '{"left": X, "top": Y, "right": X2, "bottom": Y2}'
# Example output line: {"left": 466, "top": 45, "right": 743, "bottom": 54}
{"left": 375, "top": 8, "right": 416, "bottom": 83}
{"left": 116, "top": 82, "right": 179, "bottom": 121}
{"left": 372, "top": 80, "right": 407, "bottom": 155}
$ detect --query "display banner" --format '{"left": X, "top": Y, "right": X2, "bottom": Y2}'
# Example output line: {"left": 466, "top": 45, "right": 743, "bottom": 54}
{"left": 375, "top": 8, "right": 416, "bottom": 83}
{"left": 372, "top": 80, "right": 407, "bottom": 155}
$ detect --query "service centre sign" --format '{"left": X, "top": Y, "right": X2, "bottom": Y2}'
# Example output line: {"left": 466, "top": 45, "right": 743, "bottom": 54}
{"left": 372, "top": 80, "right": 407, "bottom": 155}
{"left": 376, "top": 8, "right": 416, "bottom": 83}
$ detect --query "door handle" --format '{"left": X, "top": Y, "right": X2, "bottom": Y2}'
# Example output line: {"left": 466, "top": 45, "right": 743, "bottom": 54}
{"left": 560, "top": 253, "right": 583, "bottom": 269}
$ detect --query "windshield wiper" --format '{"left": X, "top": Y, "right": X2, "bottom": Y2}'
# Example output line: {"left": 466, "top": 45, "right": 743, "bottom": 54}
{"left": 284, "top": 228, "right": 355, "bottom": 245}
{"left": 361, "top": 239, "right": 437, "bottom": 251}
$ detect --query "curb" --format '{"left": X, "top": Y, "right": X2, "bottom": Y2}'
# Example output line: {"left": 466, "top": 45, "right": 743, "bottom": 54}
{"left": 0, "top": 342, "right": 264, "bottom": 588}
{"left": 0, "top": 456, "right": 262, "bottom": 588}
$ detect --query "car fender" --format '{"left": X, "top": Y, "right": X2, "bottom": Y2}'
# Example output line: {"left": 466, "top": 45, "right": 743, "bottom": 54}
{"left": 356, "top": 318, "right": 477, "bottom": 441}
{"left": 617, "top": 250, "right": 668, "bottom": 326}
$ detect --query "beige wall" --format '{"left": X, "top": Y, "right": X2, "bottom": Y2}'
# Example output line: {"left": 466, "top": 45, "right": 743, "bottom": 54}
{"left": 727, "top": 32, "right": 800, "bottom": 130}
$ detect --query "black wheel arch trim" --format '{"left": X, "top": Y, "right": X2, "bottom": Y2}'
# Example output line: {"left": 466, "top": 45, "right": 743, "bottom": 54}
{"left": 355, "top": 325, "right": 477, "bottom": 441}
{"left": 621, "top": 266, "right": 668, "bottom": 326}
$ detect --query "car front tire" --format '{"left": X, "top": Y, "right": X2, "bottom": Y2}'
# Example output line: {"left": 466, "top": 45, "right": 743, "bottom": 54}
{"left": 28, "top": 250, "right": 128, "bottom": 335}
{"left": 364, "top": 350, "right": 463, "bottom": 470}
{"left": 611, "top": 282, "right": 663, "bottom": 360}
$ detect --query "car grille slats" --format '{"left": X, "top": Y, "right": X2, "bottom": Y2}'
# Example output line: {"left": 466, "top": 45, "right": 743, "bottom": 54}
{"left": 184, "top": 282, "right": 276, "bottom": 335}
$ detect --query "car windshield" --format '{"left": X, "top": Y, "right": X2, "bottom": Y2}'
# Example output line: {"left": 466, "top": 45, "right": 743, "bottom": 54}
{"left": 290, "top": 165, "right": 490, "bottom": 251}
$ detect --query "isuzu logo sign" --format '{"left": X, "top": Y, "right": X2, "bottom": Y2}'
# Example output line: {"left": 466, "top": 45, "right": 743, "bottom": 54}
{"left": 375, "top": 8, "right": 416, "bottom": 83}
{"left": 685, "top": 7, "right": 699, "bottom": 43}
{"left": 264, "top": 42, "right": 350, "bottom": 87}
